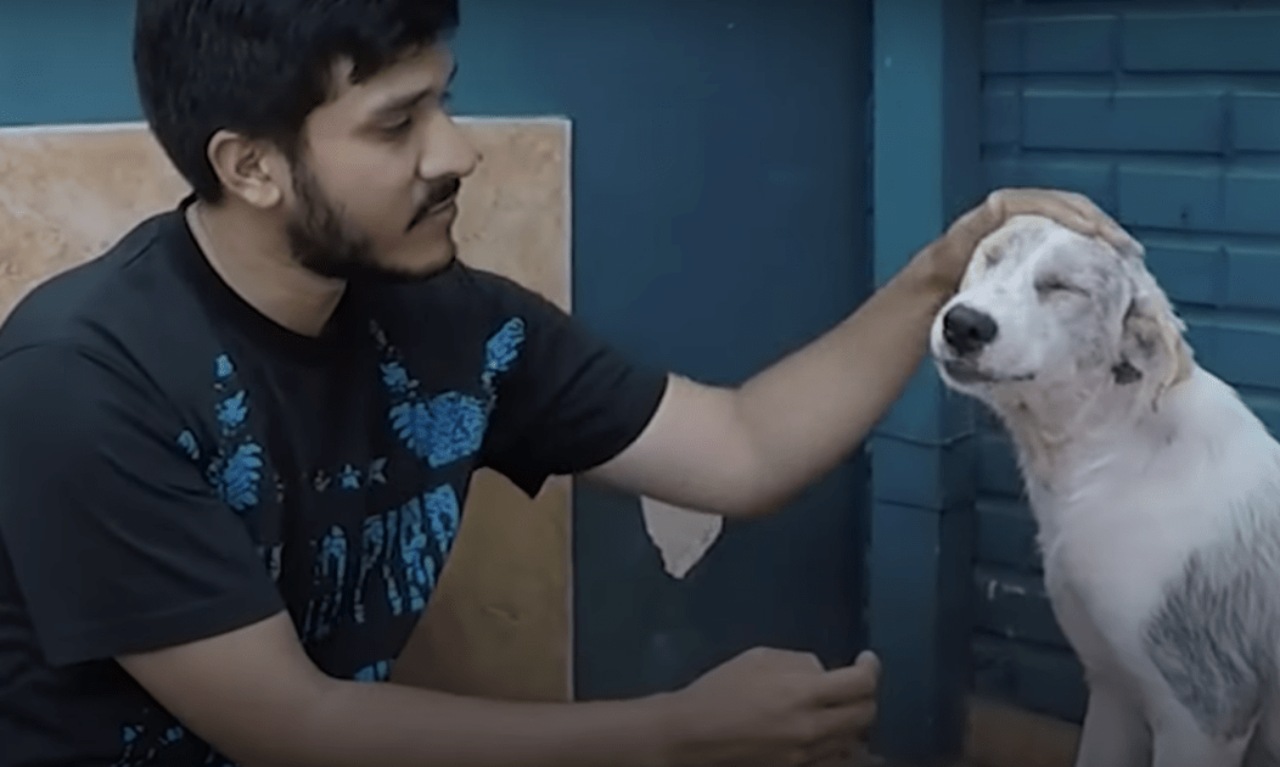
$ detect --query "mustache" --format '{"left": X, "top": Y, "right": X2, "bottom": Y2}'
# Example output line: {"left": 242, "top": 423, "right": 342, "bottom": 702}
{"left": 407, "top": 176, "right": 462, "bottom": 231}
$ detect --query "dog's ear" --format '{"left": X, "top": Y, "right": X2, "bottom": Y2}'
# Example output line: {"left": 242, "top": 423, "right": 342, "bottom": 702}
{"left": 1118, "top": 267, "right": 1192, "bottom": 402}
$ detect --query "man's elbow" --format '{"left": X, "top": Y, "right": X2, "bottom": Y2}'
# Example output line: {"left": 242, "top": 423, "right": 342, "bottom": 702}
{"left": 721, "top": 482, "right": 792, "bottom": 519}
{"left": 717, "top": 398, "right": 799, "bottom": 518}
{"left": 721, "top": 496, "right": 783, "bottom": 519}
{"left": 707, "top": 442, "right": 792, "bottom": 519}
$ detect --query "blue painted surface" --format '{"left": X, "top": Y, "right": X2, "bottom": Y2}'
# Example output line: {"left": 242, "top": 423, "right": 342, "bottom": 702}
{"left": 0, "top": 0, "right": 874, "bottom": 706}
{"left": 0, "top": 0, "right": 141, "bottom": 126}
{"left": 867, "top": 0, "right": 981, "bottom": 760}
{"left": 978, "top": 0, "right": 1280, "bottom": 724}
{"left": 452, "top": 0, "right": 876, "bottom": 702}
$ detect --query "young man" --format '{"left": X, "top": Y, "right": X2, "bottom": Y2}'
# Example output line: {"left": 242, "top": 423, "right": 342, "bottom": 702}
{"left": 0, "top": 1, "right": 1136, "bottom": 766}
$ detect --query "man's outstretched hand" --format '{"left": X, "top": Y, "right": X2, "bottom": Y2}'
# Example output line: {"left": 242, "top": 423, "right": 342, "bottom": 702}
{"left": 660, "top": 646, "right": 880, "bottom": 767}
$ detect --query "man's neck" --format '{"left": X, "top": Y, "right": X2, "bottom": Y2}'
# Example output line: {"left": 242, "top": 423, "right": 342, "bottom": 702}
{"left": 186, "top": 199, "right": 346, "bottom": 338}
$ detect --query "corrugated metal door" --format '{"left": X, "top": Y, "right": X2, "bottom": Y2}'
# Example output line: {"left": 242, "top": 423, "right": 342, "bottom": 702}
{"left": 977, "top": 0, "right": 1280, "bottom": 722}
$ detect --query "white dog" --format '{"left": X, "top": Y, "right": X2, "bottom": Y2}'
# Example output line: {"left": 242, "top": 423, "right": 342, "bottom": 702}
{"left": 929, "top": 214, "right": 1280, "bottom": 767}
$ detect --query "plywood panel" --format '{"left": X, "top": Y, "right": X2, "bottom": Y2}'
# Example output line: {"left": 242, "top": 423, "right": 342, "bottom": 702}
{"left": 0, "top": 117, "right": 574, "bottom": 702}
{"left": 395, "top": 118, "right": 575, "bottom": 701}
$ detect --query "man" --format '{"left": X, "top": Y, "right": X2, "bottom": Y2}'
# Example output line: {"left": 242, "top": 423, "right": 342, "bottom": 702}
{"left": 0, "top": 1, "right": 1136, "bottom": 766}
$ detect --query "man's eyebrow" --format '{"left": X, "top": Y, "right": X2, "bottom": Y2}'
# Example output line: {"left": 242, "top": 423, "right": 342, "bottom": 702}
{"left": 368, "top": 62, "right": 459, "bottom": 116}
{"left": 370, "top": 88, "right": 432, "bottom": 116}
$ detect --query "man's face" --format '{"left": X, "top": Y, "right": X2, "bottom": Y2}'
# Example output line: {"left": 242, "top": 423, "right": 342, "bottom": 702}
{"left": 278, "top": 43, "right": 478, "bottom": 282}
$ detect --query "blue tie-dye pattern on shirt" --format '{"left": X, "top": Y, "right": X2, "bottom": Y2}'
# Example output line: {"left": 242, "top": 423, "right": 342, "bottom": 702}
{"left": 387, "top": 389, "right": 489, "bottom": 468}
{"left": 376, "top": 317, "right": 526, "bottom": 469}
{"left": 214, "top": 354, "right": 234, "bottom": 381}
{"left": 174, "top": 354, "right": 267, "bottom": 515}
{"left": 215, "top": 390, "right": 247, "bottom": 432}
{"left": 312, "top": 457, "right": 388, "bottom": 494}
{"left": 424, "top": 483, "right": 460, "bottom": 557}
{"left": 293, "top": 488, "right": 465, "bottom": 678}
{"left": 303, "top": 483, "right": 461, "bottom": 644}
{"left": 208, "top": 442, "right": 264, "bottom": 512}
{"left": 133, "top": 321, "right": 521, "bottom": 763}
{"left": 114, "top": 717, "right": 237, "bottom": 767}
{"left": 481, "top": 316, "right": 525, "bottom": 389}
{"left": 176, "top": 430, "right": 200, "bottom": 461}
{"left": 353, "top": 659, "right": 393, "bottom": 683}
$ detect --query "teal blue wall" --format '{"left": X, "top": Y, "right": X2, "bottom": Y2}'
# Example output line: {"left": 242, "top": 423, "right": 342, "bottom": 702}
{"left": 0, "top": 1, "right": 140, "bottom": 125}
{"left": 448, "top": 0, "right": 875, "bottom": 714}
{"left": 975, "top": 0, "right": 1280, "bottom": 724}
{"left": 1, "top": 0, "right": 880, "bottom": 742}
{"left": 866, "top": 0, "right": 982, "bottom": 760}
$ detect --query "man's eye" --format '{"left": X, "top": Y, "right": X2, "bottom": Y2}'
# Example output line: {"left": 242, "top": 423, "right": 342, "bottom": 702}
{"left": 381, "top": 118, "right": 412, "bottom": 136}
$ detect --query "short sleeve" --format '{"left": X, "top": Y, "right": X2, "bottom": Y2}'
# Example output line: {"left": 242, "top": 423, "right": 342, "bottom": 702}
{"left": 477, "top": 276, "right": 669, "bottom": 497}
{"left": 0, "top": 343, "right": 284, "bottom": 667}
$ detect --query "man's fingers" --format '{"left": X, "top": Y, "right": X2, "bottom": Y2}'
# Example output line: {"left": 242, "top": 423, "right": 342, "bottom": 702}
{"left": 803, "top": 740, "right": 861, "bottom": 767}
{"left": 1000, "top": 190, "right": 1099, "bottom": 236}
{"left": 750, "top": 647, "right": 825, "bottom": 673}
{"left": 806, "top": 744, "right": 872, "bottom": 767}
{"left": 1050, "top": 190, "right": 1138, "bottom": 254}
{"left": 736, "top": 646, "right": 823, "bottom": 670}
{"left": 810, "top": 651, "right": 879, "bottom": 707}
{"left": 953, "top": 188, "right": 1091, "bottom": 245}
{"left": 781, "top": 650, "right": 826, "bottom": 673}
{"left": 984, "top": 188, "right": 1141, "bottom": 257}
{"left": 802, "top": 701, "right": 878, "bottom": 762}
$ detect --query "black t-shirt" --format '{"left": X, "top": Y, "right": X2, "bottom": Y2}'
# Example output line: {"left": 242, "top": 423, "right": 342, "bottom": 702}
{"left": 0, "top": 198, "right": 667, "bottom": 766}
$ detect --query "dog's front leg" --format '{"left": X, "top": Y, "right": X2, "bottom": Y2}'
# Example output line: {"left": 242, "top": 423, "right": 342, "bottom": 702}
{"left": 1149, "top": 700, "right": 1255, "bottom": 767}
{"left": 1072, "top": 683, "right": 1150, "bottom": 767}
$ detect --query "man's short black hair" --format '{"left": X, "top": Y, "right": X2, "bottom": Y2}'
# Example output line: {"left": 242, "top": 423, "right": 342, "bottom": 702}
{"left": 133, "top": 0, "right": 460, "bottom": 203}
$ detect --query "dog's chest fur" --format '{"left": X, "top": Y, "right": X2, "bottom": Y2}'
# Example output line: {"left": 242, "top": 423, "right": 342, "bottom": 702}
{"left": 1018, "top": 371, "right": 1280, "bottom": 697}
{"left": 1032, "top": 465, "right": 1206, "bottom": 685}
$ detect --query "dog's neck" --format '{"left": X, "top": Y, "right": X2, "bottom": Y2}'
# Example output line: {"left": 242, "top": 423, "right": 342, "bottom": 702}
{"left": 984, "top": 366, "right": 1186, "bottom": 492}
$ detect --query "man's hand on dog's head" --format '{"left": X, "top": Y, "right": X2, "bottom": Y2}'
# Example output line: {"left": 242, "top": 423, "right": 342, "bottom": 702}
{"left": 920, "top": 187, "right": 1142, "bottom": 293}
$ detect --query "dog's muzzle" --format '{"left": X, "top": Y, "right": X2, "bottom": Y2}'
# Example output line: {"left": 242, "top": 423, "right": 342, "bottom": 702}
{"left": 941, "top": 303, "right": 998, "bottom": 356}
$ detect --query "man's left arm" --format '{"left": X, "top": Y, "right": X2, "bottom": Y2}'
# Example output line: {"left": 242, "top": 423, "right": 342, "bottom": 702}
{"left": 586, "top": 252, "right": 948, "bottom": 518}
{"left": 483, "top": 189, "right": 1136, "bottom": 518}
{"left": 585, "top": 189, "right": 1139, "bottom": 517}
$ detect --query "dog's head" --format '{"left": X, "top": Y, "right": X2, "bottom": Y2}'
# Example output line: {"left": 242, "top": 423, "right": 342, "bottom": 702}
{"left": 929, "top": 214, "right": 1192, "bottom": 413}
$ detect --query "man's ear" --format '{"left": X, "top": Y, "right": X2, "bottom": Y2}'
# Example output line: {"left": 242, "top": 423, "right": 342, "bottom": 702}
{"left": 206, "top": 129, "right": 286, "bottom": 210}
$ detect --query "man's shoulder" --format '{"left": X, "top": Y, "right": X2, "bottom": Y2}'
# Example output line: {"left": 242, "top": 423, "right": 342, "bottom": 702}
{"left": 0, "top": 208, "right": 188, "bottom": 357}
{"left": 0, "top": 207, "right": 214, "bottom": 417}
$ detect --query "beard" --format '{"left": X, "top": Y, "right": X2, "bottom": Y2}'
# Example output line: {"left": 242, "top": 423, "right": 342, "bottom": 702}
{"left": 285, "top": 158, "right": 459, "bottom": 284}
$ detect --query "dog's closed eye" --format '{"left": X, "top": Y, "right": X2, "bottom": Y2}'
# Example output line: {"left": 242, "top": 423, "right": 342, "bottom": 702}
{"left": 1035, "top": 277, "right": 1088, "bottom": 297}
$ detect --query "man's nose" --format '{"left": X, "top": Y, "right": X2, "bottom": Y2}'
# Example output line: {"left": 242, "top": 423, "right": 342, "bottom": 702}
{"left": 418, "top": 112, "right": 481, "bottom": 181}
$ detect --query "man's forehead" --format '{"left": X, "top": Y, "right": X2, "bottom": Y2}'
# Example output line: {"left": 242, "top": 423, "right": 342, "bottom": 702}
{"left": 326, "top": 44, "right": 455, "bottom": 108}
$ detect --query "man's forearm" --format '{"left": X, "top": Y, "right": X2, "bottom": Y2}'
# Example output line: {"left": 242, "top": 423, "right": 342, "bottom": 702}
{"left": 732, "top": 251, "right": 952, "bottom": 512}
{"left": 268, "top": 678, "right": 675, "bottom": 767}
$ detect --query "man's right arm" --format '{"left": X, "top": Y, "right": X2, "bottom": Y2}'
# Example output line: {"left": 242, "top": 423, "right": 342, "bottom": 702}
{"left": 0, "top": 342, "right": 878, "bottom": 767}
{"left": 0, "top": 342, "right": 674, "bottom": 766}
{"left": 118, "top": 613, "right": 883, "bottom": 767}
{"left": 118, "top": 611, "right": 675, "bottom": 767}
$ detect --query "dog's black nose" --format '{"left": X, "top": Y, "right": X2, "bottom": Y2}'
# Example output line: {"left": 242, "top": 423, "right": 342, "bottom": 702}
{"left": 942, "top": 304, "right": 998, "bottom": 355}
